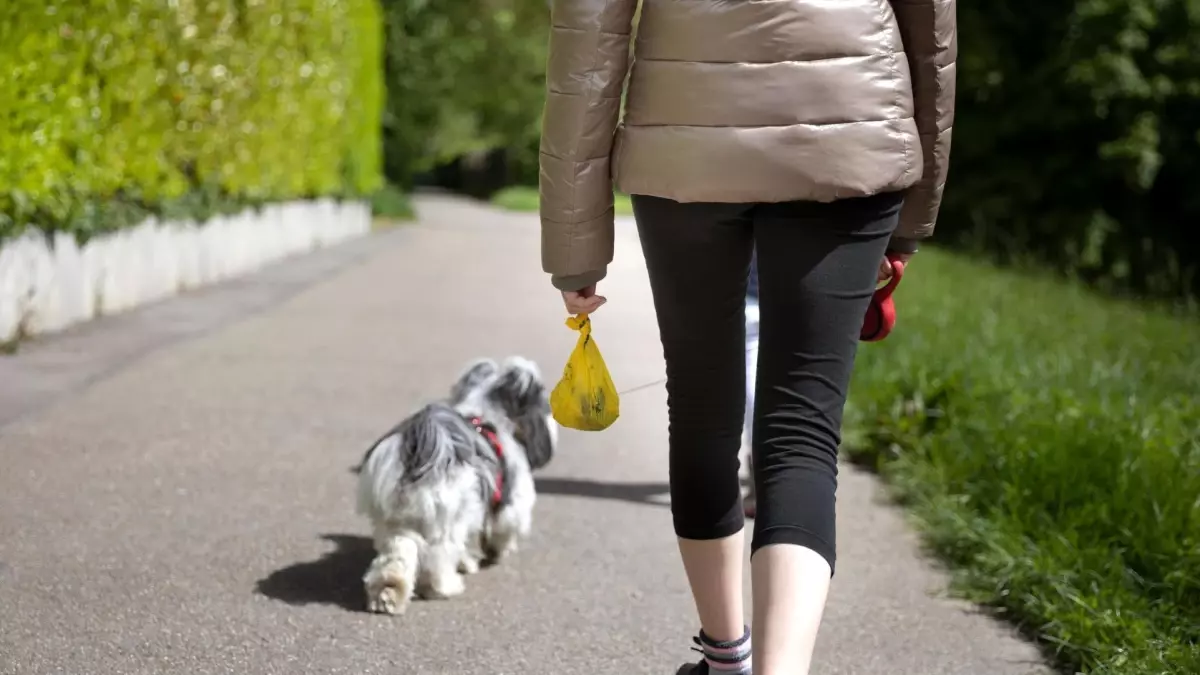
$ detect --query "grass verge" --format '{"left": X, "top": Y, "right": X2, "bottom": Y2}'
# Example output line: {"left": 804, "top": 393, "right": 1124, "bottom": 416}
{"left": 844, "top": 249, "right": 1200, "bottom": 674}
{"left": 490, "top": 185, "right": 634, "bottom": 216}
{"left": 370, "top": 183, "right": 415, "bottom": 222}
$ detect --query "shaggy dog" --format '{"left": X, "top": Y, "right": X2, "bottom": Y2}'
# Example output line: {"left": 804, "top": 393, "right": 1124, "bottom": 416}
{"left": 355, "top": 356, "right": 556, "bottom": 614}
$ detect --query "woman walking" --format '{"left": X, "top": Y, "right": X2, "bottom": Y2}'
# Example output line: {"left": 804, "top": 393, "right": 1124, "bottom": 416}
{"left": 540, "top": 1, "right": 956, "bottom": 673}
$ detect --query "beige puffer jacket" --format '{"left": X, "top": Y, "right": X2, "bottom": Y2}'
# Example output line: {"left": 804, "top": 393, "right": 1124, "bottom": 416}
{"left": 539, "top": 0, "right": 957, "bottom": 291}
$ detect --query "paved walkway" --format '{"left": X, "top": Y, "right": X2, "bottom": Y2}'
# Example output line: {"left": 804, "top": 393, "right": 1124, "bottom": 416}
{"left": 0, "top": 193, "right": 1049, "bottom": 675}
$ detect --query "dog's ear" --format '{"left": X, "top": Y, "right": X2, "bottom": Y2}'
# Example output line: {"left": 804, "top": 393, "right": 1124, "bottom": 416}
{"left": 489, "top": 357, "right": 546, "bottom": 415}
{"left": 514, "top": 407, "right": 556, "bottom": 470}
{"left": 492, "top": 357, "right": 556, "bottom": 469}
{"left": 450, "top": 358, "right": 499, "bottom": 403}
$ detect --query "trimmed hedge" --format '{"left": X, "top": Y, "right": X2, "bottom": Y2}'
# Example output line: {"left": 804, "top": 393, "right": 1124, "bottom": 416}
{"left": 845, "top": 251, "right": 1200, "bottom": 673}
{"left": 0, "top": 0, "right": 383, "bottom": 243}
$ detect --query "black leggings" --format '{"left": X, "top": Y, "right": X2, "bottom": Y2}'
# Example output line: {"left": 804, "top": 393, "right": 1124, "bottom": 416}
{"left": 632, "top": 192, "right": 903, "bottom": 574}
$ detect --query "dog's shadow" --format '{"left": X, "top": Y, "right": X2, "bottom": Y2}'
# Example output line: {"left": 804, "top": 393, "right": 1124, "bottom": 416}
{"left": 256, "top": 534, "right": 375, "bottom": 612}
{"left": 257, "top": 478, "right": 747, "bottom": 611}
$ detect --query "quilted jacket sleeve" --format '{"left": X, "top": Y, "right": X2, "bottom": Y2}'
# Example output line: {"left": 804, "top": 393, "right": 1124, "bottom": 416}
{"left": 539, "top": 0, "right": 638, "bottom": 291}
{"left": 890, "top": 0, "right": 957, "bottom": 248}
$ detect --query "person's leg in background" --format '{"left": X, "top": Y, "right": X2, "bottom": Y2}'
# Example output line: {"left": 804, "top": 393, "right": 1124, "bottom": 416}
{"left": 631, "top": 195, "right": 755, "bottom": 674}
{"left": 742, "top": 253, "right": 760, "bottom": 519}
{"left": 749, "top": 192, "right": 902, "bottom": 675}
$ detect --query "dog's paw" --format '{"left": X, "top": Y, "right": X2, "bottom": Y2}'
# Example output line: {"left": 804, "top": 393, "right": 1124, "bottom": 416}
{"left": 486, "top": 540, "right": 519, "bottom": 564}
{"left": 363, "top": 553, "right": 416, "bottom": 616}
{"left": 420, "top": 573, "right": 466, "bottom": 600}
{"left": 366, "top": 585, "right": 409, "bottom": 615}
{"left": 458, "top": 556, "right": 481, "bottom": 575}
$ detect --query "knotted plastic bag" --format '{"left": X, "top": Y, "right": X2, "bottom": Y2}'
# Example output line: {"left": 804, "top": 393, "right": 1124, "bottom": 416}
{"left": 549, "top": 313, "right": 620, "bottom": 431}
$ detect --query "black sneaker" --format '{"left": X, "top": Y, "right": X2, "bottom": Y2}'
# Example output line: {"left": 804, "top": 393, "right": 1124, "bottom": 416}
{"left": 676, "top": 635, "right": 710, "bottom": 674}
{"left": 679, "top": 632, "right": 751, "bottom": 674}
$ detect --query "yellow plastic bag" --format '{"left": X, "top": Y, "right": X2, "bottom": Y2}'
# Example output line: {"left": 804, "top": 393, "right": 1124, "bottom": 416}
{"left": 549, "top": 313, "right": 620, "bottom": 431}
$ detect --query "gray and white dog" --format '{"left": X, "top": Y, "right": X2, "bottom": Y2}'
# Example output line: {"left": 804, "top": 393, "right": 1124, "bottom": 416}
{"left": 355, "top": 356, "right": 557, "bottom": 614}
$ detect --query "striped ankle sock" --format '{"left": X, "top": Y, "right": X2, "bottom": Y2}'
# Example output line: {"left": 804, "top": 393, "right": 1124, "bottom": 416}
{"left": 697, "top": 627, "right": 752, "bottom": 673}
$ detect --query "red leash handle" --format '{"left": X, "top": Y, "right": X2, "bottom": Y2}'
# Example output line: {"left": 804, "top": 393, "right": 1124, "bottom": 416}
{"left": 877, "top": 256, "right": 905, "bottom": 298}
{"left": 860, "top": 254, "right": 906, "bottom": 342}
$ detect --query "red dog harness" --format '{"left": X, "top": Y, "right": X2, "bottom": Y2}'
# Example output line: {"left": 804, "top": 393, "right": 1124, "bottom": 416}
{"left": 470, "top": 417, "right": 506, "bottom": 508}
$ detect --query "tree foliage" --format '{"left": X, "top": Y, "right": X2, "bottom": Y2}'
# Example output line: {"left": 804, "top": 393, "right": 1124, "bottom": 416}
{"left": 379, "top": 0, "right": 549, "bottom": 187}
{"left": 942, "top": 0, "right": 1200, "bottom": 298}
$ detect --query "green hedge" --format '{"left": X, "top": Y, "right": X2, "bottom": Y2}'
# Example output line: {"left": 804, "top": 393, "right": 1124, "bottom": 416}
{"left": 0, "top": 0, "right": 383, "bottom": 243}
{"left": 379, "top": 0, "right": 548, "bottom": 187}
{"left": 845, "top": 252, "right": 1200, "bottom": 673}
{"left": 942, "top": 0, "right": 1200, "bottom": 299}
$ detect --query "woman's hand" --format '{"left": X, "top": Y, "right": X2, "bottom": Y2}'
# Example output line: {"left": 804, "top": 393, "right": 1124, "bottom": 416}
{"left": 562, "top": 284, "right": 607, "bottom": 315}
{"left": 878, "top": 253, "right": 913, "bottom": 283}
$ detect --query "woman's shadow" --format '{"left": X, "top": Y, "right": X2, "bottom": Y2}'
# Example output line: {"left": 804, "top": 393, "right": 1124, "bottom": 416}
{"left": 533, "top": 476, "right": 752, "bottom": 505}
{"left": 533, "top": 476, "right": 672, "bottom": 505}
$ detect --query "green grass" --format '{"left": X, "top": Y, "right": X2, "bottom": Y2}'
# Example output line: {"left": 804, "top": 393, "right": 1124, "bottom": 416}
{"left": 844, "top": 249, "right": 1200, "bottom": 674}
{"left": 490, "top": 185, "right": 634, "bottom": 216}
{"left": 370, "top": 183, "right": 415, "bottom": 222}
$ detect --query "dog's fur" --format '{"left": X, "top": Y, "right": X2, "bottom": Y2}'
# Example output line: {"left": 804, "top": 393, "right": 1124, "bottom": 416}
{"left": 355, "top": 356, "right": 557, "bottom": 614}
